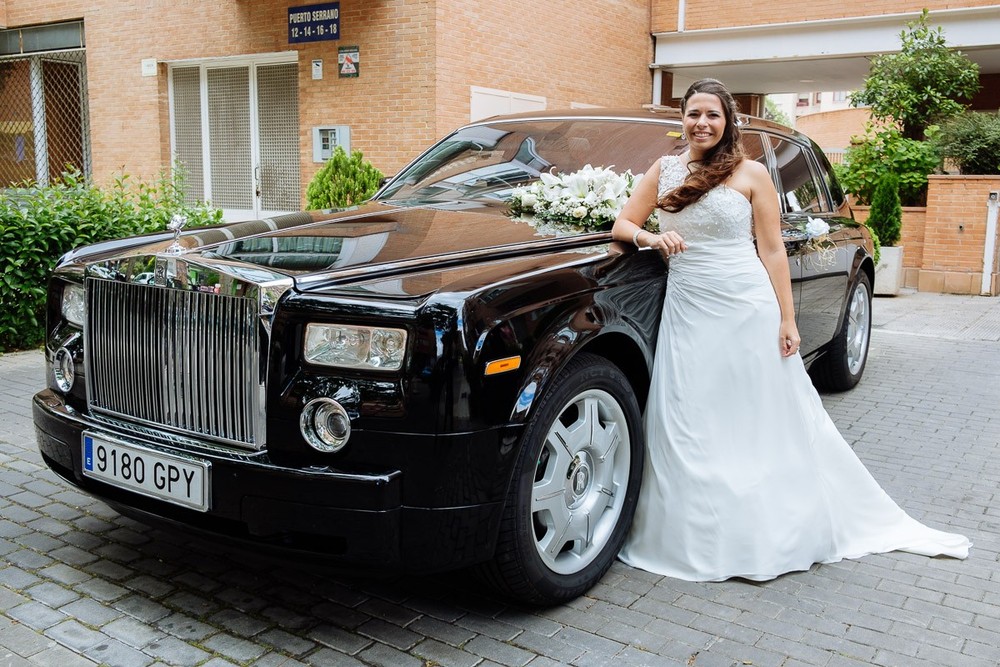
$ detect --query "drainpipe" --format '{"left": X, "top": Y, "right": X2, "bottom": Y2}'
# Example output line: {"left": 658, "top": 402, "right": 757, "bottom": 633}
{"left": 982, "top": 191, "right": 999, "bottom": 296}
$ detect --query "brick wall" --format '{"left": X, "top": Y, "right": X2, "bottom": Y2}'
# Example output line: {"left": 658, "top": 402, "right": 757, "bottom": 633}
{"left": 853, "top": 205, "right": 926, "bottom": 288}
{"left": 651, "top": 0, "right": 998, "bottom": 33}
{"left": 5, "top": 0, "right": 650, "bottom": 204}
{"left": 296, "top": 1, "right": 439, "bottom": 183}
{"left": 435, "top": 0, "right": 652, "bottom": 138}
{"left": 921, "top": 175, "right": 1000, "bottom": 294}
{"left": 854, "top": 177, "right": 1000, "bottom": 295}
{"left": 795, "top": 108, "right": 872, "bottom": 150}
{"left": 7, "top": 0, "right": 290, "bottom": 185}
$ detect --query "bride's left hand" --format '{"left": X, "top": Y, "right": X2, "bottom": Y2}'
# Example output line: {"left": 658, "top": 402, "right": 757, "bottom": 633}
{"left": 779, "top": 321, "right": 801, "bottom": 357}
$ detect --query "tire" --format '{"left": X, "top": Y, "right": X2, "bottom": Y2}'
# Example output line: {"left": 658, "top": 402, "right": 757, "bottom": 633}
{"left": 478, "top": 353, "right": 644, "bottom": 605}
{"left": 810, "top": 271, "right": 872, "bottom": 391}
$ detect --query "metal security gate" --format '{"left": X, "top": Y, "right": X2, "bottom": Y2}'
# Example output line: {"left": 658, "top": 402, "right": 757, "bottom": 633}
{"left": 0, "top": 50, "right": 90, "bottom": 188}
{"left": 170, "top": 57, "right": 300, "bottom": 221}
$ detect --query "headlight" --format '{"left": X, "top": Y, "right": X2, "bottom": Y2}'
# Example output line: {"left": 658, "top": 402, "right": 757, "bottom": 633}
{"left": 61, "top": 284, "right": 86, "bottom": 327}
{"left": 304, "top": 323, "right": 406, "bottom": 371}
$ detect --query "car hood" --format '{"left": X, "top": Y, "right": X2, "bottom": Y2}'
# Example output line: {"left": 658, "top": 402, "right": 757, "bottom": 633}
{"left": 60, "top": 201, "right": 610, "bottom": 298}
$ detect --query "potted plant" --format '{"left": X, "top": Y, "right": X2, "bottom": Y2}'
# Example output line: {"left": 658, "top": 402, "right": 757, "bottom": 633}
{"left": 868, "top": 172, "right": 904, "bottom": 295}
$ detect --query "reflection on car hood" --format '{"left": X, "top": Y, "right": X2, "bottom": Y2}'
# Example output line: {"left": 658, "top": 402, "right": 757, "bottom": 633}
{"left": 59, "top": 201, "right": 609, "bottom": 293}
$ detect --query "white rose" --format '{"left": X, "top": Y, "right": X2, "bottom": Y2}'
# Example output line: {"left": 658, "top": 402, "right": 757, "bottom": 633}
{"left": 572, "top": 206, "right": 589, "bottom": 219}
{"left": 805, "top": 217, "right": 830, "bottom": 238}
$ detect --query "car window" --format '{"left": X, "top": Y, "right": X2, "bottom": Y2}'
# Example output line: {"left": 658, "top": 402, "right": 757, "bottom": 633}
{"left": 768, "top": 137, "right": 829, "bottom": 214}
{"left": 741, "top": 131, "right": 767, "bottom": 166}
{"left": 377, "top": 119, "right": 686, "bottom": 206}
{"left": 811, "top": 143, "right": 846, "bottom": 209}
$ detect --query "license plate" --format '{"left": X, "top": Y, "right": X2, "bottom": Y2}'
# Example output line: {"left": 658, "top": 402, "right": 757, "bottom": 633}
{"left": 82, "top": 433, "right": 210, "bottom": 512}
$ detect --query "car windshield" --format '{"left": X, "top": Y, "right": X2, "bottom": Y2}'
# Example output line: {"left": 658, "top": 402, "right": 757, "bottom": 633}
{"left": 377, "top": 118, "right": 685, "bottom": 206}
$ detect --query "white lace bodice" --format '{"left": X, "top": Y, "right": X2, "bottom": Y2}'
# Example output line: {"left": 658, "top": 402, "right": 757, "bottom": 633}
{"left": 656, "top": 156, "right": 753, "bottom": 243}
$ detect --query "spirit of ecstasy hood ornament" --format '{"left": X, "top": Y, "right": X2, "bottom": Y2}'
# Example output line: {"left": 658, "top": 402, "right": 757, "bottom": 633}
{"left": 165, "top": 213, "right": 188, "bottom": 254}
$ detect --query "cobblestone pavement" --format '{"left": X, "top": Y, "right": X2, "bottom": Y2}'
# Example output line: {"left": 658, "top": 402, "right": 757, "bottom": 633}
{"left": 1, "top": 290, "right": 999, "bottom": 667}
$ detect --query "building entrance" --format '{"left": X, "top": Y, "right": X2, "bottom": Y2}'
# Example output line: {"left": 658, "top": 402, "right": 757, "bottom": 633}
{"left": 171, "top": 57, "right": 300, "bottom": 221}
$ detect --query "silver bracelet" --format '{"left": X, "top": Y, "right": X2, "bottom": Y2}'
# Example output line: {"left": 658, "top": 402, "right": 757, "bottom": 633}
{"left": 632, "top": 228, "right": 644, "bottom": 247}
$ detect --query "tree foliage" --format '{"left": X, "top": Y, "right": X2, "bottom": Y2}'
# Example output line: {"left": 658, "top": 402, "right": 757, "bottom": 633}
{"left": 850, "top": 9, "right": 980, "bottom": 140}
{"left": 839, "top": 124, "right": 940, "bottom": 206}
{"left": 764, "top": 98, "right": 792, "bottom": 128}
{"left": 306, "top": 146, "right": 384, "bottom": 210}
{"left": 933, "top": 111, "right": 1000, "bottom": 175}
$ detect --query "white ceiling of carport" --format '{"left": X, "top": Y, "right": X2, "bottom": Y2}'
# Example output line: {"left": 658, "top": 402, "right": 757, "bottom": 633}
{"left": 653, "top": 6, "right": 1000, "bottom": 97}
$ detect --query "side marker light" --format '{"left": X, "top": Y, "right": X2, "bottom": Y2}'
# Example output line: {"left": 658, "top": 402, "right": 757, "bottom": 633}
{"left": 485, "top": 356, "right": 521, "bottom": 376}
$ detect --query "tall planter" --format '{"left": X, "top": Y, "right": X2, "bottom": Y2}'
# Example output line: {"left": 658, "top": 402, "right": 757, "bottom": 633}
{"left": 874, "top": 245, "right": 905, "bottom": 296}
{"left": 868, "top": 174, "right": 904, "bottom": 296}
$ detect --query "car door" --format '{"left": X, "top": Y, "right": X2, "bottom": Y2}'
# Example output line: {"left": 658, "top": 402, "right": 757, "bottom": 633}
{"left": 744, "top": 131, "right": 802, "bottom": 322}
{"left": 767, "top": 136, "right": 848, "bottom": 355}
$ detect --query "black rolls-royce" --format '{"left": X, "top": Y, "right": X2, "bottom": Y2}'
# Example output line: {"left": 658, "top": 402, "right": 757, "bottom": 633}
{"left": 33, "top": 108, "right": 874, "bottom": 605}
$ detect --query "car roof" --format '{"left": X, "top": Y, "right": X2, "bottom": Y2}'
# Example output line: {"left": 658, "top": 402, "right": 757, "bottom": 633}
{"left": 469, "top": 106, "right": 810, "bottom": 144}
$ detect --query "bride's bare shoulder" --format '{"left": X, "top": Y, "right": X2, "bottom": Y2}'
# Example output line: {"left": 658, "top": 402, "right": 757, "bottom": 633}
{"left": 737, "top": 159, "right": 769, "bottom": 178}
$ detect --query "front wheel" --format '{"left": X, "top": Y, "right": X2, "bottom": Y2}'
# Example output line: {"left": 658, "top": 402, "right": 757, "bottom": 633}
{"left": 478, "top": 353, "right": 644, "bottom": 605}
{"left": 810, "top": 271, "right": 872, "bottom": 391}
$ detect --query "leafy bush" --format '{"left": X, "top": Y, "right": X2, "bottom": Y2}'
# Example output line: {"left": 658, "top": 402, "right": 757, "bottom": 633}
{"left": 306, "top": 146, "right": 384, "bottom": 210}
{"left": 867, "top": 172, "right": 903, "bottom": 249}
{"left": 869, "top": 222, "right": 882, "bottom": 266}
{"left": 0, "top": 169, "right": 222, "bottom": 352}
{"left": 839, "top": 124, "right": 940, "bottom": 206}
{"left": 933, "top": 111, "right": 1000, "bottom": 175}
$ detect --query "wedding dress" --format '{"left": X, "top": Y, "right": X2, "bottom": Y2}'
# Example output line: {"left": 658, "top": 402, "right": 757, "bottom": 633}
{"left": 618, "top": 156, "right": 970, "bottom": 581}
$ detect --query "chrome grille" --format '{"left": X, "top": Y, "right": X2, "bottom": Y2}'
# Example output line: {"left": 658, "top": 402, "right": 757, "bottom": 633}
{"left": 85, "top": 279, "right": 262, "bottom": 449}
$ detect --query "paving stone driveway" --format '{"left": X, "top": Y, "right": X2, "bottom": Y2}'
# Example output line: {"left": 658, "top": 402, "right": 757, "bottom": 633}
{"left": 1, "top": 290, "right": 999, "bottom": 667}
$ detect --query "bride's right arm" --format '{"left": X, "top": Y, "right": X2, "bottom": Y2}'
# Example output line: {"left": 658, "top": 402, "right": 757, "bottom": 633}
{"left": 612, "top": 159, "right": 661, "bottom": 247}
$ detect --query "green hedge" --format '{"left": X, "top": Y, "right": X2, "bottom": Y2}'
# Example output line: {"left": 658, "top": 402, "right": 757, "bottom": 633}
{"left": 0, "top": 169, "right": 222, "bottom": 352}
{"left": 934, "top": 111, "right": 1000, "bottom": 175}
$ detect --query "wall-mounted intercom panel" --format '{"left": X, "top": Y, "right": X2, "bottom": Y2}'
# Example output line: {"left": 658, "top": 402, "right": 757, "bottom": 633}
{"left": 312, "top": 125, "right": 351, "bottom": 162}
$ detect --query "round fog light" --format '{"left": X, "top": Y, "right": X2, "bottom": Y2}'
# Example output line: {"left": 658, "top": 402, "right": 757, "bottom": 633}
{"left": 300, "top": 397, "right": 352, "bottom": 453}
{"left": 53, "top": 347, "right": 75, "bottom": 393}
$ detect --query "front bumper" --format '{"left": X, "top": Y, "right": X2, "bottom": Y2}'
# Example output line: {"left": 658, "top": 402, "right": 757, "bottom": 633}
{"left": 33, "top": 389, "right": 503, "bottom": 572}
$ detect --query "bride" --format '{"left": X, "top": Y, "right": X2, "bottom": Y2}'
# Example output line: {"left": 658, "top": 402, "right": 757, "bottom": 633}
{"left": 611, "top": 78, "right": 970, "bottom": 582}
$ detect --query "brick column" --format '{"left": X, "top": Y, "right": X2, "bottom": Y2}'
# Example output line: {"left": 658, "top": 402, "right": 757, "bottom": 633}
{"left": 919, "top": 175, "right": 1000, "bottom": 295}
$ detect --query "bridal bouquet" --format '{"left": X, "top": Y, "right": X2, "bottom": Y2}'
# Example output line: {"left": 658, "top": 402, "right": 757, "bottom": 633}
{"left": 508, "top": 165, "right": 651, "bottom": 235}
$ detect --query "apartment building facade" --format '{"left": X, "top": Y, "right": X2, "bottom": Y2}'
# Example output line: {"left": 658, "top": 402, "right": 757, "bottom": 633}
{"left": 1, "top": 0, "right": 998, "bottom": 220}
{"left": 0, "top": 0, "right": 653, "bottom": 220}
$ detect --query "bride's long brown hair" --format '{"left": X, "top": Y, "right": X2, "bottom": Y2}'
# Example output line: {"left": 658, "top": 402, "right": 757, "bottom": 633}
{"left": 658, "top": 78, "right": 746, "bottom": 212}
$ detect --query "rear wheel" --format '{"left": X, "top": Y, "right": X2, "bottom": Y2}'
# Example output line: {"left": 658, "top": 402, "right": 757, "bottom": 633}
{"left": 478, "top": 353, "right": 644, "bottom": 605}
{"left": 810, "top": 271, "right": 872, "bottom": 391}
